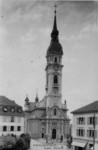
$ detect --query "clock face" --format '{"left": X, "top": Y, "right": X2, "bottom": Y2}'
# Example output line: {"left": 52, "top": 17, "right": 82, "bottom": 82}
{"left": 54, "top": 65, "right": 59, "bottom": 71}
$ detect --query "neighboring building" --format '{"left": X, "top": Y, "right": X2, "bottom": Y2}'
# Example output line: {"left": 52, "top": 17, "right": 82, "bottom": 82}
{"left": 71, "top": 101, "right": 98, "bottom": 150}
{"left": 0, "top": 96, "right": 24, "bottom": 136}
{"left": 69, "top": 124, "right": 72, "bottom": 136}
{"left": 24, "top": 8, "right": 70, "bottom": 140}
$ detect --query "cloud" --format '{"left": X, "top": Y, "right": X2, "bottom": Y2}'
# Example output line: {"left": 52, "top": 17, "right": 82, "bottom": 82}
{"left": 1, "top": 0, "right": 50, "bottom": 25}
{"left": 74, "top": 1, "right": 98, "bottom": 14}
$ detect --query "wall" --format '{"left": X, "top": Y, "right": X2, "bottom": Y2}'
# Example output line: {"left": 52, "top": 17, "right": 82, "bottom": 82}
{"left": 0, "top": 115, "right": 24, "bottom": 136}
{"left": 72, "top": 113, "right": 98, "bottom": 142}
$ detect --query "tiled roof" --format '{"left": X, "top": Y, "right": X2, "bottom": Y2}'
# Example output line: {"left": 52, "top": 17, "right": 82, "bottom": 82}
{"left": 0, "top": 96, "right": 24, "bottom": 117}
{"left": 29, "top": 102, "right": 36, "bottom": 110}
{"left": 0, "top": 96, "right": 20, "bottom": 107}
{"left": 71, "top": 101, "right": 98, "bottom": 114}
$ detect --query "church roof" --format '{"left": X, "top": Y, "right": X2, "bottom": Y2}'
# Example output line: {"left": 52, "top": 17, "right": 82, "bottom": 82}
{"left": 46, "top": 5, "right": 63, "bottom": 57}
{"left": 47, "top": 42, "right": 63, "bottom": 56}
{"left": 71, "top": 101, "right": 98, "bottom": 114}
{"left": 29, "top": 102, "right": 36, "bottom": 110}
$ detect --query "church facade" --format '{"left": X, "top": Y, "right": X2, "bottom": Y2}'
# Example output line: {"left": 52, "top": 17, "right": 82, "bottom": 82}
{"left": 24, "top": 8, "right": 70, "bottom": 140}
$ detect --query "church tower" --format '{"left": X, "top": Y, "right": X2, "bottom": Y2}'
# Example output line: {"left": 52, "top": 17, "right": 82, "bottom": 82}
{"left": 24, "top": 5, "right": 70, "bottom": 141}
{"left": 46, "top": 6, "right": 63, "bottom": 108}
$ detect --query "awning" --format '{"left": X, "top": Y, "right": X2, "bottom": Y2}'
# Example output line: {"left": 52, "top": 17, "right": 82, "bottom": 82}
{"left": 90, "top": 144, "right": 98, "bottom": 150}
{"left": 72, "top": 141, "right": 86, "bottom": 148}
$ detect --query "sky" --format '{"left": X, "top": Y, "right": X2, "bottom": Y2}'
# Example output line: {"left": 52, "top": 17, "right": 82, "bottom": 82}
{"left": 0, "top": 0, "right": 98, "bottom": 119}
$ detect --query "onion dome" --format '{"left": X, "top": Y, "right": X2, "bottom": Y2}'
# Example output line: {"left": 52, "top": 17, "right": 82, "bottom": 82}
{"left": 25, "top": 94, "right": 29, "bottom": 105}
{"left": 46, "top": 6, "right": 63, "bottom": 57}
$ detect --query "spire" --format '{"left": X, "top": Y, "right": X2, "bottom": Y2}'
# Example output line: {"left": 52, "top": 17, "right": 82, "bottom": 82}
{"left": 51, "top": 4, "right": 59, "bottom": 42}
{"left": 35, "top": 91, "right": 39, "bottom": 103}
{"left": 25, "top": 94, "right": 29, "bottom": 104}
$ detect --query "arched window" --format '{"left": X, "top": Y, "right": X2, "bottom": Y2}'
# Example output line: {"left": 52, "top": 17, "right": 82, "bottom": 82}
{"left": 54, "top": 75, "right": 58, "bottom": 84}
{"left": 54, "top": 57, "right": 57, "bottom": 63}
{"left": 54, "top": 108, "right": 57, "bottom": 115}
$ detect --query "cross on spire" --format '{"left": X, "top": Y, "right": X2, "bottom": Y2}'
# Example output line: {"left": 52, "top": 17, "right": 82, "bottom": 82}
{"left": 54, "top": 3, "right": 57, "bottom": 16}
{"left": 51, "top": 3, "right": 59, "bottom": 42}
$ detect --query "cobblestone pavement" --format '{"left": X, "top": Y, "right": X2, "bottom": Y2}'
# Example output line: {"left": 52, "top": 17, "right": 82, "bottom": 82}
{"left": 29, "top": 139, "right": 71, "bottom": 150}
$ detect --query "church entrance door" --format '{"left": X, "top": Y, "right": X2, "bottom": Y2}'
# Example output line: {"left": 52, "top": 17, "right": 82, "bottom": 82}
{"left": 52, "top": 129, "right": 56, "bottom": 139}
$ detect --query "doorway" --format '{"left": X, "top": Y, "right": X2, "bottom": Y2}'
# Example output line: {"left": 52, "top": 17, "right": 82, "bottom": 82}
{"left": 42, "top": 133, "right": 44, "bottom": 138}
{"left": 52, "top": 129, "right": 56, "bottom": 139}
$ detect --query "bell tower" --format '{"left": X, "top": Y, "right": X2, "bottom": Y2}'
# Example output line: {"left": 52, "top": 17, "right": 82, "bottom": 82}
{"left": 45, "top": 5, "right": 63, "bottom": 108}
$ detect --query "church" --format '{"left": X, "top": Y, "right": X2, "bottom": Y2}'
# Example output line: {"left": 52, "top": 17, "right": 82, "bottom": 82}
{"left": 24, "top": 7, "right": 70, "bottom": 141}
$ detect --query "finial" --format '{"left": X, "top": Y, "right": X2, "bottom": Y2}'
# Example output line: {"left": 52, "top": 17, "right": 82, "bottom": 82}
{"left": 51, "top": 3, "right": 59, "bottom": 42}
{"left": 36, "top": 89, "right": 38, "bottom": 97}
{"left": 35, "top": 89, "right": 39, "bottom": 103}
{"left": 26, "top": 94, "right": 28, "bottom": 98}
{"left": 25, "top": 94, "right": 29, "bottom": 103}
{"left": 54, "top": 3, "right": 57, "bottom": 16}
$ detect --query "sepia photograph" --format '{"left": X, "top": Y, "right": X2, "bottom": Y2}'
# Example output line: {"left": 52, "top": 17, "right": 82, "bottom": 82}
{"left": 0, "top": 0, "right": 98, "bottom": 149}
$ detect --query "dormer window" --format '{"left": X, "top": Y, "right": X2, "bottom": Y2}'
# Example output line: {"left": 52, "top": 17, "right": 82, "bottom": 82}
{"left": 18, "top": 108, "right": 22, "bottom": 113}
{"left": 3, "top": 107, "right": 8, "bottom": 112}
{"left": 11, "top": 108, "right": 15, "bottom": 112}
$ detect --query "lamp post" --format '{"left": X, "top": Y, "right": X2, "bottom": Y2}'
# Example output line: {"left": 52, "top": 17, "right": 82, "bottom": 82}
{"left": 93, "top": 113, "right": 95, "bottom": 150}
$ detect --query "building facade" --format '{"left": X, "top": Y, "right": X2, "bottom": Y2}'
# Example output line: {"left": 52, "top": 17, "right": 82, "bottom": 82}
{"left": 0, "top": 96, "right": 24, "bottom": 136}
{"left": 71, "top": 101, "right": 98, "bottom": 150}
{"left": 24, "top": 8, "right": 70, "bottom": 140}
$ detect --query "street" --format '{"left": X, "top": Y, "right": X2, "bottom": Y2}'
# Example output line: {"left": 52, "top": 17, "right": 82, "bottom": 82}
{"left": 29, "top": 139, "right": 71, "bottom": 150}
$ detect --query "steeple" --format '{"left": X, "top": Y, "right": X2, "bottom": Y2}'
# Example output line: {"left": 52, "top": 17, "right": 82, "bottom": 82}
{"left": 35, "top": 91, "right": 39, "bottom": 103}
{"left": 25, "top": 94, "right": 29, "bottom": 104}
{"left": 46, "top": 4, "right": 63, "bottom": 57}
{"left": 51, "top": 4, "right": 59, "bottom": 42}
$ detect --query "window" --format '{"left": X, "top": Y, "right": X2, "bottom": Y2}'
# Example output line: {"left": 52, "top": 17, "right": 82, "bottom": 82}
{"left": 54, "top": 75, "right": 58, "bottom": 84}
{"left": 10, "top": 126, "right": 14, "bottom": 131}
{"left": 54, "top": 108, "right": 57, "bottom": 115}
{"left": 77, "top": 129, "right": 85, "bottom": 137}
{"left": 3, "top": 126, "right": 7, "bottom": 131}
{"left": 87, "top": 117, "right": 97, "bottom": 125}
{"left": 17, "top": 126, "right": 21, "bottom": 131}
{"left": 52, "top": 122, "right": 57, "bottom": 126}
{"left": 87, "top": 130, "right": 97, "bottom": 138}
{"left": 54, "top": 57, "right": 57, "bottom": 63}
{"left": 77, "top": 117, "right": 85, "bottom": 125}
{"left": 11, "top": 116, "right": 14, "bottom": 122}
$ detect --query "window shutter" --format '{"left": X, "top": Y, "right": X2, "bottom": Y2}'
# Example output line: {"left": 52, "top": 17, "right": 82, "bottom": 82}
{"left": 0, "top": 126, "right": 2, "bottom": 132}
{"left": 87, "top": 130, "right": 89, "bottom": 137}
{"left": 83, "top": 130, "right": 85, "bottom": 137}
{"left": 95, "top": 130, "right": 97, "bottom": 138}
{"left": 95, "top": 117, "right": 98, "bottom": 125}
{"left": 77, "top": 118, "right": 78, "bottom": 124}
{"left": 84, "top": 118, "right": 85, "bottom": 124}
{"left": 76, "top": 129, "right": 78, "bottom": 136}
{"left": 87, "top": 117, "right": 89, "bottom": 125}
